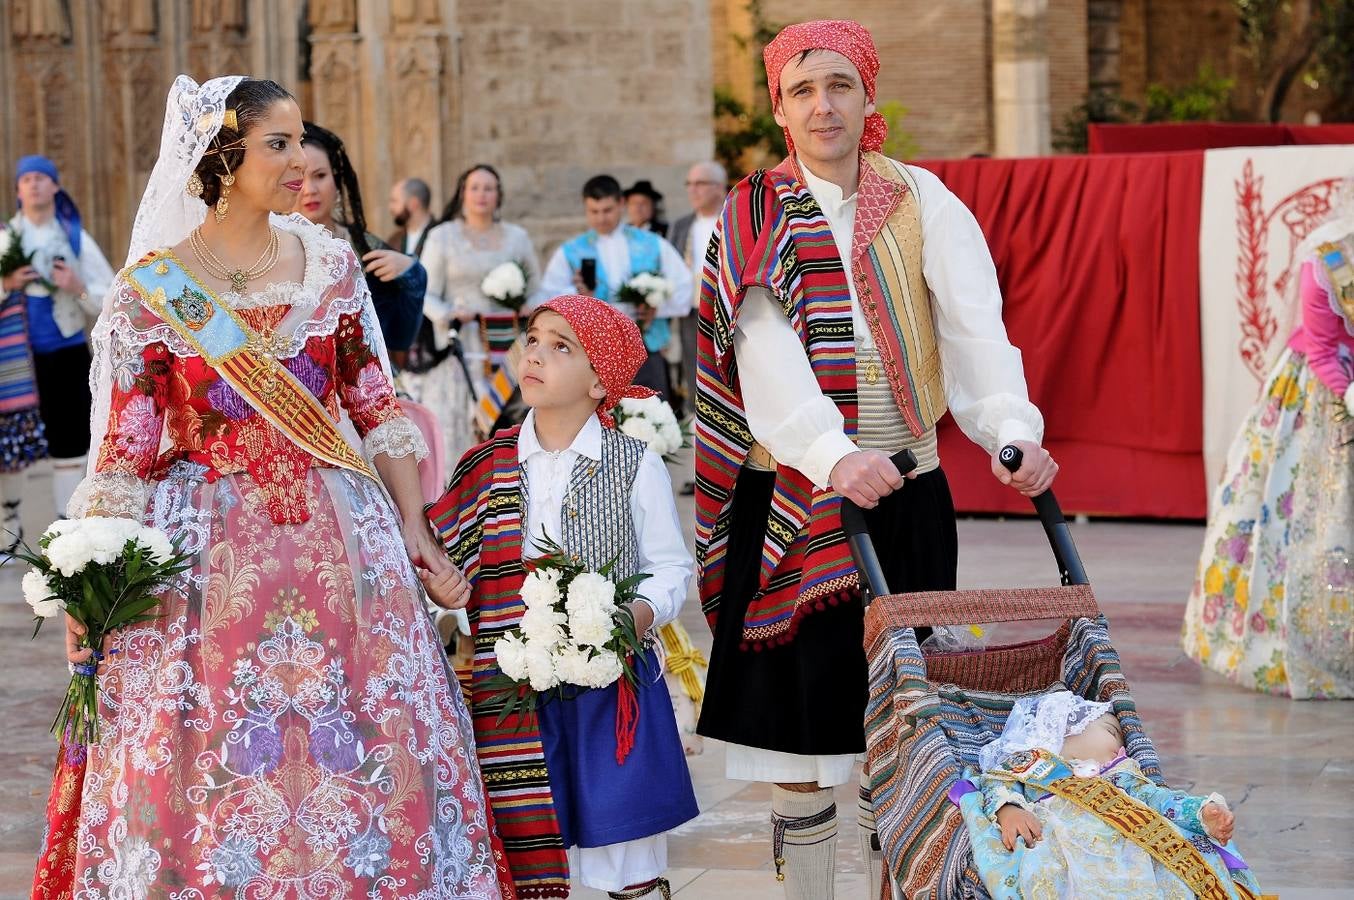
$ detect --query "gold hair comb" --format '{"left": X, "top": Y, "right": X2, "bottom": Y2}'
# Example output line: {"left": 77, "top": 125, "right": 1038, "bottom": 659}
{"left": 222, "top": 108, "right": 238, "bottom": 131}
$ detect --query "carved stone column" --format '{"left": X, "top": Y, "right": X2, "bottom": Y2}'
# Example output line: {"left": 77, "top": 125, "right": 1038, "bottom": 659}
{"left": 186, "top": 0, "right": 252, "bottom": 82}
{"left": 97, "top": 2, "right": 166, "bottom": 265}
{"left": 307, "top": 0, "right": 364, "bottom": 167}
{"left": 383, "top": 0, "right": 447, "bottom": 220}
{"left": 992, "top": 0, "right": 1052, "bottom": 157}
{"left": 7, "top": 0, "right": 92, "bottom": 229}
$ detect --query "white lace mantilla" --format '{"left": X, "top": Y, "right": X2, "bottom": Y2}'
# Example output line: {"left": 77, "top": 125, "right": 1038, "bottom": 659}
{"left": 363, "top": 417, "right": 429, "bottom": 462}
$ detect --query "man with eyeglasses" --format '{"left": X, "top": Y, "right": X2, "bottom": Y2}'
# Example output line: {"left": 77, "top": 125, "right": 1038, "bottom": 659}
{"left": 668, "top": 162, "right": 728, "bottom": 492}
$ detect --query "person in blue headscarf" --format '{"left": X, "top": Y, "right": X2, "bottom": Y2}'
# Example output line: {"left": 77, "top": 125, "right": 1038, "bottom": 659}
{"left": 0, "top": 155, "right": 114, "bottom": 543}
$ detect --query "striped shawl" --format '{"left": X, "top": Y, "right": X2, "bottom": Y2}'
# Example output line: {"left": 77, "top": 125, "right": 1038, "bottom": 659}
{"left": 694, "top": 151, "right": 939, "bottom": 648}
{"left": 427, "top": 427, "right": 561, "bottom": 899}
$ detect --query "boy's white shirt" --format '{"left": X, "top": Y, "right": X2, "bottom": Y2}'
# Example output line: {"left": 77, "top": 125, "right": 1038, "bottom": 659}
{"left": 517, "top": 409, "right": 693, "bottom": 628}
{"left": 516, "top": 410, "right": 692, "bottom": 890}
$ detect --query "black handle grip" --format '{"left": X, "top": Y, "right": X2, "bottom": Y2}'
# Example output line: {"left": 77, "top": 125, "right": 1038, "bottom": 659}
{"left": 841, "top": 450, "right": 919, "bottom": 605}
{"left": 998, "top": 445, "right": 1088, "bottom": 586}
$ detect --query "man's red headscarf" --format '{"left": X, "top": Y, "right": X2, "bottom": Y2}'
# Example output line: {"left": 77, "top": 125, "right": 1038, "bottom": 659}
{"left": 531, "top": 295, "right": 656, "bottom": 426}
{"left": 762, "top": 19, "right": 887, "bottom": 155}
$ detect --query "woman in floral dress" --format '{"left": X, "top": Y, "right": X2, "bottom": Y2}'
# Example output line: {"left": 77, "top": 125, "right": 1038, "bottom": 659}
{"left": 48, "top": 76, "right": 506, "bottom": 898}
{"left": 1181, "top": 216, "right": 1354, "bottom": 700}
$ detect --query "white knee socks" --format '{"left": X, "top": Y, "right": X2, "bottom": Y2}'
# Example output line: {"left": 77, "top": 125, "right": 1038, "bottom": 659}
{"left": 771, "top": 785, "right": 838, "bottom": 900}
{"left": 857, "top": 770, "right": 886, "bottom": 900}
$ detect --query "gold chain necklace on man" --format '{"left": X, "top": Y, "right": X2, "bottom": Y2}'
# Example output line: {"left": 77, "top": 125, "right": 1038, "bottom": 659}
{"left": 190, "top": 225, "right": 281, "bottom": 293}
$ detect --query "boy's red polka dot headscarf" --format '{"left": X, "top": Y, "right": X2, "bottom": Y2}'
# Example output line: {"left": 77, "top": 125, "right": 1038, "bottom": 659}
{"left": 763, "top": 19, "right": 887, "bottom": 155}
{"left": 530, "top": 295, "right": 656, "bottom": 427}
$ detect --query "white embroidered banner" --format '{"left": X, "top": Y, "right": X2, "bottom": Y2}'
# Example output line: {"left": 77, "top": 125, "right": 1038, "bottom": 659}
{"left": 1198, "top": 144, "right": 1353, "bottom": 501}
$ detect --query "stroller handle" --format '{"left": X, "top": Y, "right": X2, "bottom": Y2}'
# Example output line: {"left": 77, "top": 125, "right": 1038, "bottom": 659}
{"left": 997, "top": 445, "right": 1089, "bottom": 586}
{"left": 841, "top": 450, "right": 918, "bottom": 606}
{"left": 843, "top": 446, "right": 1090, "bottom": 604}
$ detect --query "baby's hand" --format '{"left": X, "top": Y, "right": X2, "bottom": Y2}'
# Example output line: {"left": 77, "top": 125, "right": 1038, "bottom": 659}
{"left": 419, "top": 565, "right": 471, "bottom": 610}
{"left": 1201, "top": 799, "right": 1235, "bottom": 844}
{"left": 995, "top": 803, "right": 1042, "bottom": 851}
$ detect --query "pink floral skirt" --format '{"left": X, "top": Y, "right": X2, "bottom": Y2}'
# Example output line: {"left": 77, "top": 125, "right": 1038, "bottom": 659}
{"left": 69, "top": 465, "right": 504, "bottom": 898}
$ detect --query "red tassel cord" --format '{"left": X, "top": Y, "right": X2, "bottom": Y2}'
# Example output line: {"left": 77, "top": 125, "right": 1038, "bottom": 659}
{"left": 614, "top": 654, "right": 640, "bottom": 765}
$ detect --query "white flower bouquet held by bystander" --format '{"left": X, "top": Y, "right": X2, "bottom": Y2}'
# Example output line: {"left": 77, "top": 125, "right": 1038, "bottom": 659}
{"left": 10, "top": 516, "right": 192, "bottom": 760}
{"left": 480, "top": 260, "right": 531, "bottom": 312}
{"left": 615, "top": 270, "right": 674, "bottom": 310}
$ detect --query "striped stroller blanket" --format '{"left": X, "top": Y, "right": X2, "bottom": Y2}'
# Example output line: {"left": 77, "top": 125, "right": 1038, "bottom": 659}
{"left": 862, "top": 585, "right": 1165, "bottom": 899}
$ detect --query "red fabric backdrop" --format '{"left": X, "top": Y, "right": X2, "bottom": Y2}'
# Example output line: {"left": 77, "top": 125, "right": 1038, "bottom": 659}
{"left": 914, "top": 152, "right": 1207, "bottom": 519}
{"left": 1088, "top": 122, "right": 1354, "bottom": 154}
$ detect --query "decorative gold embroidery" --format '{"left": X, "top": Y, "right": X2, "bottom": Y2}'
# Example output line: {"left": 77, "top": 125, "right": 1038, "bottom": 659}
{"left": 168, "top": 284, "right": 215, "bottom": 331}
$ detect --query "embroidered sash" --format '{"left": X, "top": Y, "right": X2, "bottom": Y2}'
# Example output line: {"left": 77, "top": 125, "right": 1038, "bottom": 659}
{"left": 1316, "top": 238, "right": 1354, "bottom": 326}
{"left": 124, "top": 251, "right": 375, "bottom": 480}
{"left": 994, "top": 749, "right": 1258, "bottom": 900}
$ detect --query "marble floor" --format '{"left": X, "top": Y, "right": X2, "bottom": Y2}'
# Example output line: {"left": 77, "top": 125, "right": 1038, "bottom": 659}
{"left": 1, "top": 463, "right": 1349, "bottom": 898}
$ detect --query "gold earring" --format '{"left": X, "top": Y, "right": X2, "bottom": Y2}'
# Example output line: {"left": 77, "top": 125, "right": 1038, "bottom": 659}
{"left": 186, "top": 172, "right": 204, "bottom": 198}
{"left": 215, "top": 173, "right": 235, "bottom": 224}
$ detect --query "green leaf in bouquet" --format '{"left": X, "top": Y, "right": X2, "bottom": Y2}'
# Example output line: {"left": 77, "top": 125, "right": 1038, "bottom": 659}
{"left": 613, "top": 571, "right": 652, "bottom": 598}
{"left": 79, "top": 578, "right": 104, "bottom": 631}
{"left": 105, "top": 593, "right": 164, "bottom": 631}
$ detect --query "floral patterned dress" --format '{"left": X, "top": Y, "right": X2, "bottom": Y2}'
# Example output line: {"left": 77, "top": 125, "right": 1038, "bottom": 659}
{"left": 62, "top": 221, "right": 505, "bottom": 898}
{"left": 1182, "top": 259, "right": 1354, "bottom": 699}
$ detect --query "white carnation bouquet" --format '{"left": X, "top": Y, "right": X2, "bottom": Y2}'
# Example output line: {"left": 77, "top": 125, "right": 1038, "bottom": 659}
{"left": 614, "top": 394, "right": 689, "bottom": 461}
{"left": 13, "top": 517, "right": 191, "bottom": 758}
{"left": 615, "top": 270, "right": 674, "bottom": 310}
{"left": 480, "top": 260, "right": 530, "bottom": 312}
{"left": 487, "top": 538, "right": 651, "bottom": 760}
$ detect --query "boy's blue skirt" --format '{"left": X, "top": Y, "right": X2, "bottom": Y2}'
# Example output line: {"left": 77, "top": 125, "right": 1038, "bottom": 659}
{"left": 538, "top": 647, "right": 699, "bottom": 848}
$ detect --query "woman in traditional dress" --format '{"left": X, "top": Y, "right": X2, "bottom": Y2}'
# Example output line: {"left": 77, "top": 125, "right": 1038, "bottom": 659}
{"left": 295, "top": 121, "right": 426, "bottom": 368}
{"left": 1181, "top": 202, "right": 1354, "bottom": 700}
{"left": 407, "top": 164, "right": 541, "bottom": 457}
{"left": 53, "top": 75, "right": 505, "bottom": 898}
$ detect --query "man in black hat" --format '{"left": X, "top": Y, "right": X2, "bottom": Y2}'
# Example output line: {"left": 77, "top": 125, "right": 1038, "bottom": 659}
{"left": 623, "top": 179, "right": 668, "bottom": 238}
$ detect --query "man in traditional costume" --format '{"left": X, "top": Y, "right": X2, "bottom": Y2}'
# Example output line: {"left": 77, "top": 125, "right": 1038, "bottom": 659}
{"left": 1, "top": 156, "right": 113, "bottom": 535}
{"left": 540, "top": 175, "right": 693, "bottom": 400}
{"left": 693, "top": 20, "right": 1058, "bottom": 899}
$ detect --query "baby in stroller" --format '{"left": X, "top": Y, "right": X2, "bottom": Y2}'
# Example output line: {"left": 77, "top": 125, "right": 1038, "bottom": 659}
{"left": 949, "top": 691, "right": 1263, "bottom": 899}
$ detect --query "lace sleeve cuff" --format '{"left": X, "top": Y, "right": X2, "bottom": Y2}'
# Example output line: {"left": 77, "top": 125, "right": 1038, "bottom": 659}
{"left": 66, "top": 474, "right": 154, "bottom": 519}
{"left": 363, "top": 416, "right": 429, "bottom": 462}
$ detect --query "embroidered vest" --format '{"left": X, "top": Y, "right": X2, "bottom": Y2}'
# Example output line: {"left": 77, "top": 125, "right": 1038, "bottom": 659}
{"left": 849, "top": 154, "right": 945, "bottom": 436}
{"left": 540, "top": 428, "right": 645, "bottom": 578}
{"left": 561, "top": 226, "right": 669, "bottom": 352}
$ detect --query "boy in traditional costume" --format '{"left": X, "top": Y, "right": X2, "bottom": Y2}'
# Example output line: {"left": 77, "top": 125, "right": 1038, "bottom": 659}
{"left": 427, "top": 294, "right": 699, "bottom": 899}
{"left": 954, "top": 691, "right": 1264, "bottom": 899}
{"left": 693, "top": 19, "right": 1059, "bottom": 899}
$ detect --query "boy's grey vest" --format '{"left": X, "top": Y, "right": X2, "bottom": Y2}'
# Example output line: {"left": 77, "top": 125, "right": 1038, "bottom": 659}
{"left": 524, "top": 427, "right": 646, "bottom": 579}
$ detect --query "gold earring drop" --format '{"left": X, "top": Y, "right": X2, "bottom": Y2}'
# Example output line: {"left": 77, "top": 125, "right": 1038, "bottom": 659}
{"left": 186, "top": 172, "right": 204, "bottom": 198}
{"left": 215, "top": 173, "right": 235, "bottom": 224}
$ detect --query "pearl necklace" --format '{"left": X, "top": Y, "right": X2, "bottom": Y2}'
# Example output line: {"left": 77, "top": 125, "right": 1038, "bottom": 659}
{"left": 190, "top": 226, "right": 281, "bottom": 293}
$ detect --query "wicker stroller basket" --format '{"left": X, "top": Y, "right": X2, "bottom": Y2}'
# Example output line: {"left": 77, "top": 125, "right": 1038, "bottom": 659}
{"left": 846, "top": 448, "right": 1164, "bottom": 899}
